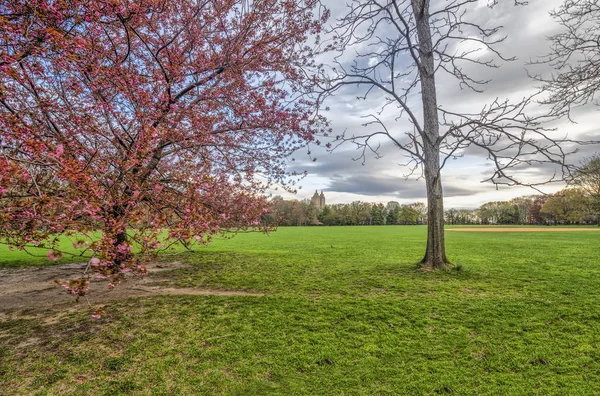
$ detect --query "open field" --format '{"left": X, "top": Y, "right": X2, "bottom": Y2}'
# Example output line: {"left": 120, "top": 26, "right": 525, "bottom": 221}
{"left": 1, "top": 226, "right": 600, "bottom": 395}
{"left": 448, "top": 227, "right": 600, "bottom": 232}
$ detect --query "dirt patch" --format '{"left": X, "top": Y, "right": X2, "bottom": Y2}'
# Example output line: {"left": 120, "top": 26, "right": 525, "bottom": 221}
{"left": 448, "top": 227, "right": 600, "bottom": 232}
{"left": 0, "top": 261, "right": 264, "bottom": 316}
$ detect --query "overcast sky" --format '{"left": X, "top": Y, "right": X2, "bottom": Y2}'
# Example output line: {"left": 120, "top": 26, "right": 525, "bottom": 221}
{"left": 274, "top": 0, "right": 600, "bottom": 209}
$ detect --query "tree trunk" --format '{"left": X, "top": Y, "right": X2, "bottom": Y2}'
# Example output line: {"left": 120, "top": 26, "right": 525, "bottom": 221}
{"left": 412, "top": 0, "right": 450, "bottom": 269}
{"left": 114, "top": 228, "right": 128, "bottom": 266}
{"left": 422, "top": 157, "right": 449, "bottom": 269}
{"left": 110, "top": 203, "right": 132, "bottom": 272}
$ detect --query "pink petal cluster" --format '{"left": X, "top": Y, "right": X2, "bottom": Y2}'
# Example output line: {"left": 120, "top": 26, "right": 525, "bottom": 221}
{"left": 0, "top": 0, "right": 329, "bottom": 294}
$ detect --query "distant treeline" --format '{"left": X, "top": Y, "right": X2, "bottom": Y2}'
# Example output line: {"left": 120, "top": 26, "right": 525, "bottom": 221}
{"left": 265, "top": 188, "right": 600, "bottom": 226}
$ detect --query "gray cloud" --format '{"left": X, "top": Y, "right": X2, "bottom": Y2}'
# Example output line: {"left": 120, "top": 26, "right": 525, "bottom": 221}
{"left": 291, "top": 0, "right": 600, "bottom": 206}
{"left": 326, "top": 172, "right": 486, "bottom": 200}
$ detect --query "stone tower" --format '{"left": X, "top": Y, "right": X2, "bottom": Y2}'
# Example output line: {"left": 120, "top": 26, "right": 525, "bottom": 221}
{"left": 311, "top": 190, "right": 326, "bottom": 210}
{"left": 311, "top": 190, "right": 320, "bottom": 208}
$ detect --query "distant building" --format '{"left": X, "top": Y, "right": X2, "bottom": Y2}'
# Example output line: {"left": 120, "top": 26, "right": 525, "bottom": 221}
{"left": 311, "top": 190, "right": 326, "bottom": 211}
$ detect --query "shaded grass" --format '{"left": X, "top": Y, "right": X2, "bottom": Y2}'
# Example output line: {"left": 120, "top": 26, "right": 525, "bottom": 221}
{"left": 1, "top": 226, "right": 600, "bottom": 394}
{"left": 0, "top": 230, "right": 188, "bottom": 269}
{"left": 0, "top": 235, "right": 93, "bottom": 268}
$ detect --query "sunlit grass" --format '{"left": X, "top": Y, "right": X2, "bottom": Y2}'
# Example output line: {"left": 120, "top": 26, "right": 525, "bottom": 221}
{"left": 1, "top": 226, "right": 600, "bottom": 394}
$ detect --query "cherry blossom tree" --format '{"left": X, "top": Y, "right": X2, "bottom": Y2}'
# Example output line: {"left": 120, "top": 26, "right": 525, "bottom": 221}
{"left": 0, "top": 0, "right": 328, "bottom": 294}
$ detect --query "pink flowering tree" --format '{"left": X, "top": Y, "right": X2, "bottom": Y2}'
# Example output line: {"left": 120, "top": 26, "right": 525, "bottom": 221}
{"left": 0, "top": 0, "right": 328, "bottom": 293}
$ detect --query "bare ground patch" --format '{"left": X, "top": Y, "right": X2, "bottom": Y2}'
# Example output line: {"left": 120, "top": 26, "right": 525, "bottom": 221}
{"left": 0, "top": 261, "right": 264, "bottom": 317}
{"left": 448, "top": 227, "right": 600, "bottom": 232}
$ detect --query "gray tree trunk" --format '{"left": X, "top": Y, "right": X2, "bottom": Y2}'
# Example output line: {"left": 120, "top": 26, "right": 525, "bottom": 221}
{"left": 412, "top": 0, "right": 449, "bottom": 269}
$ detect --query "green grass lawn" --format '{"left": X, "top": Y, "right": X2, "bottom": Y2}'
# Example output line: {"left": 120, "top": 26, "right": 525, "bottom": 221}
{"left": 0, "top": 230, "right": 187, "bottom": 268}
{"left": 0, "top": 233, "right": 95, "bottom": 267}
{"left": 1, "top": 226, "right": 600, "bottom": 395}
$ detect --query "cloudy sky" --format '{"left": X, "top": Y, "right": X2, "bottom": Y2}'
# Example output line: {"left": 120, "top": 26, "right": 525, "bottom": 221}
{"left": 274, "top": 0, "right": 600, "bottom": 209}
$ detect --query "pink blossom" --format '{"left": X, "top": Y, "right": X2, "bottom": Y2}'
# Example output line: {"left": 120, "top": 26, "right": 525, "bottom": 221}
{"left": 117, "top": 244, "right": 131, "bottom": 254}
{"left": 47, "top": 250, "right": 62, "bottom": 261}
{"left": 0, "top": 0, "right": 323, "bottom": 298}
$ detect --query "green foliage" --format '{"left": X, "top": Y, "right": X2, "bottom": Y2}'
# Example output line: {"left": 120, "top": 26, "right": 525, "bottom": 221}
{"left": 2, "top": 226, "right": 600, "bottom": 394}
{"left": 573, "top": 154, "right": 600, "bottom": 224}
{"left": 398, "top": 205, "right": 420, "bottom": 225}
{"left": 542, "top": 188, "right": 594, "bottom": 224}
{"left": 385, "top": 202, "right": 399, "bottom": 225}
{"left": 270, "top": 198, "right": 318, "bottom": 226}
{"left": 267, "top": 191, "right": 600, "bottom": 227}
{"left": 477, "top": 201, "right": 519, "bottom": 224}
{"left": 370, "top": 203, "right": 385, "bottom": 225}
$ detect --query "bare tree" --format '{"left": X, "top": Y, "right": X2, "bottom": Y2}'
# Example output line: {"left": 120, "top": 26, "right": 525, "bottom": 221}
{"left": 538, "top": 0, "right": 600, "bottom": 116}
{"left": 536, "top": 0, "right": 600, "bottom": 225}
{"left": 318, "top": 0, "right": 580, "bottom": 270}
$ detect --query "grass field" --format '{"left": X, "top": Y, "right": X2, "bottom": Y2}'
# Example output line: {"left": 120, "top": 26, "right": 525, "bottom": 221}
{"left": 0, "top": 230, "right": 183, "bottom": 268}
{"left": 0, "top": 234, "right": 93, "bottom": 268}
{"left": 1, "top": 226, "right": 600, "bottom": 395}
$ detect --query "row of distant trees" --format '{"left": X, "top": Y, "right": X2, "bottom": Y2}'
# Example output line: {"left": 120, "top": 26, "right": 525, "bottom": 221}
{"left": 268, "top": 155, "right": 600, "bottom": 227}
{"left": 264, "top": 199, "right": 427, "bottom": 226}
{"left": 449, "top": 189, "right": 598, "bottom": 225}
{"left": 266, "top": 188, "right": 599, "bottom": 227}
